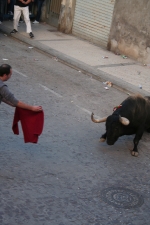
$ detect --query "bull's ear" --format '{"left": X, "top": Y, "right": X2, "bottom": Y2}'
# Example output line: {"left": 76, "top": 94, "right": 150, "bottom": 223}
{"left": 119, "top": 115, "right": 130, "bottom": 125}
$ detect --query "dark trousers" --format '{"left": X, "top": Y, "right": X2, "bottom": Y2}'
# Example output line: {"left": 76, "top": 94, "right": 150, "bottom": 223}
{"left": 7, "top": 0, "right": 15, "bottom": 13}
{"left": 0, "top": 0, "right": 6, "bottom": 22}
{"left": 29, "top": 1, "right": 33, "bottom": 13}
{"left": 35, "top": 0, "right": 44, "bottom": 22}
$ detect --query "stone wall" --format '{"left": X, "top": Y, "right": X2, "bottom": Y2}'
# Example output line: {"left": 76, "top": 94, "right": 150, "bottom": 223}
{"left": 40, "top": 2, "right": 46, "bottom": 22}
{"left": 58, "top": 0, "right": 76, "bottom": 34}
{"left": 108, "top": 0, "right": 150, "bottom": 63}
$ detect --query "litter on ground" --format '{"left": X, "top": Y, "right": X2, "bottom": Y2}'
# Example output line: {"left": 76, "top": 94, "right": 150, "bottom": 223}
{"left": 122, "top": 55, "right": 128, "bottom": 59}
{"left": 103, "top": 81, "right": 113, "bottom": 87}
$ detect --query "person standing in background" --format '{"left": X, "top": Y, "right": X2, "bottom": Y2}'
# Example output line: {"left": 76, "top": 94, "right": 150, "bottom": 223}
{"left": 10, "top": 0, "right": 34, "bottom": 38}
{"left": 0, "top": 0, "right": 10, "bottom": 24}
{"left": 29, "top": 0, "right": 34, "bottom": 15}
{"left": 7, "top": 0, "right": 14, "bottom": 16}
{"left": 32, "top": 0, "right": 44, "bottom": 24}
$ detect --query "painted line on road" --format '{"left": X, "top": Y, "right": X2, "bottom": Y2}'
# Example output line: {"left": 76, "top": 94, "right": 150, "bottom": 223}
{"left": 75, "top": 104, "right": 101, "bottom": 119}
{"left": 39, "top": 84, "right": 62, "bottom": 98}
{"left": 13, "top": 69, "right": 27, "bottom": 77}
{"left": 75, "top": 104, "right": 92, "bottom": 115}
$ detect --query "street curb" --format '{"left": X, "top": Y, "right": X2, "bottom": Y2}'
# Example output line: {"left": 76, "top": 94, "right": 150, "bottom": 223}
{"left": 1, "top": 25, "right": 149, "bottom": 96}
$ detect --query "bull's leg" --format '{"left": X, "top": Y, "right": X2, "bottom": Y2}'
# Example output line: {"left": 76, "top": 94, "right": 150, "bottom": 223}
{"left": 132, "top": 128, "right": 144, "bottom": 157}
{"left": 100, "top": 132, "right": 107, "bottom": 142}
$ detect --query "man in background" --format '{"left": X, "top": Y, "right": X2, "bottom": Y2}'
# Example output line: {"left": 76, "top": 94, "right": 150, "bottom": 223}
{"left": 0, "top": 0, "right": 10, "bottom": 24}
{"left": 32, "top": 0, "right": 44, "bottom": 24}
{"left": 10, "top": 0, "right": 34, "bottom": 38}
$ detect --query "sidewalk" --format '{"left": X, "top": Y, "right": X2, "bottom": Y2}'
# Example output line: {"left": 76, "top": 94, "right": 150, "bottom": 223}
{"left": 1, "top": 20, "right": 150, "bottom": 95}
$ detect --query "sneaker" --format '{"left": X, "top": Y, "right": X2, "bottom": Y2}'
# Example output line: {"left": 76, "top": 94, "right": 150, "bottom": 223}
{"left": 29, "top": 32, "right": 34, "bottom": 38}
{"left": 8, "top": 11, "right": 13, "bottom": 15}
{"left": 10, "top": 29, "right": 18, "bottom": 34}
{"left": 32, "top": 20, "right": 39, "bottom": 24}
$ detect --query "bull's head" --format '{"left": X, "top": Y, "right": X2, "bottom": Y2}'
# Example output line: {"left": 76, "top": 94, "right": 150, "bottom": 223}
{"left": 91, "top": 113, "right": 130, "bottom": 145}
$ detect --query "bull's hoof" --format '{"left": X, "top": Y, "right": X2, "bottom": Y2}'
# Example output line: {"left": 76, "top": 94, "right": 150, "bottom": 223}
{"left": 131, "top": 151, "right": 139, "bottom": 157}
{"left": 99, "top": 138, "right": 106, "bottom": 142}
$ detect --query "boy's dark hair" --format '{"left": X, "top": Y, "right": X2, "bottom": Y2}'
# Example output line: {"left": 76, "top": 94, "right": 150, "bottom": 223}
{"left": 0, "top": 64, "right": 12, "bottom": 77}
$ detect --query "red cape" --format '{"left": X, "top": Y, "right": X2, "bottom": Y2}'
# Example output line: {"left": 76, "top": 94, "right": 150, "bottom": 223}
{"left": 12, "top": 107, "right": 44, "bottom": 143}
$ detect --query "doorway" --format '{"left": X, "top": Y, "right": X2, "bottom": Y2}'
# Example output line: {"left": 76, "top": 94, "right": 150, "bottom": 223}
{"left": 46, "top": 0, "right": 62, "bottom": 27}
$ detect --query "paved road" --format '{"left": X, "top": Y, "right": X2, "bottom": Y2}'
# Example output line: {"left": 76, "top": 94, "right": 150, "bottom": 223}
{"left": 0, "top": 32, "right": 150, "bottom": 225}
{"left": 1, "top": 20, "right": 150, "bottom": 96}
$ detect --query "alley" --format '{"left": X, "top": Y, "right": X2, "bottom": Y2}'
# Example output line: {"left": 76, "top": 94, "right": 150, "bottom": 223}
{"left": 0, "top": 32, "right": 150, "bottom": 225}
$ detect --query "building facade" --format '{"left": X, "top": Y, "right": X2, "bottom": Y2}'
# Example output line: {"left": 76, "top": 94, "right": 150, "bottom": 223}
{"left": 108, "top": 0, "right": 150, "bottom": 63}
{"left": 43, "top": 0, "right": 150, "bottom": 63}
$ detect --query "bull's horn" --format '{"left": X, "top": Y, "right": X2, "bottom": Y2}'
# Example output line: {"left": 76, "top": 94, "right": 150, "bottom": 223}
{"left": 119, "top": 115, "right": 130, "bottom": 125}
{"left": 91, "top": 112, "right": 107, "bottom": 123}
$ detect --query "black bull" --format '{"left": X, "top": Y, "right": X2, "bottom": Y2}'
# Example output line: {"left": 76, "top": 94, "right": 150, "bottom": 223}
{"left": 91, "top": 95, "right": 150, "bottom": 156}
